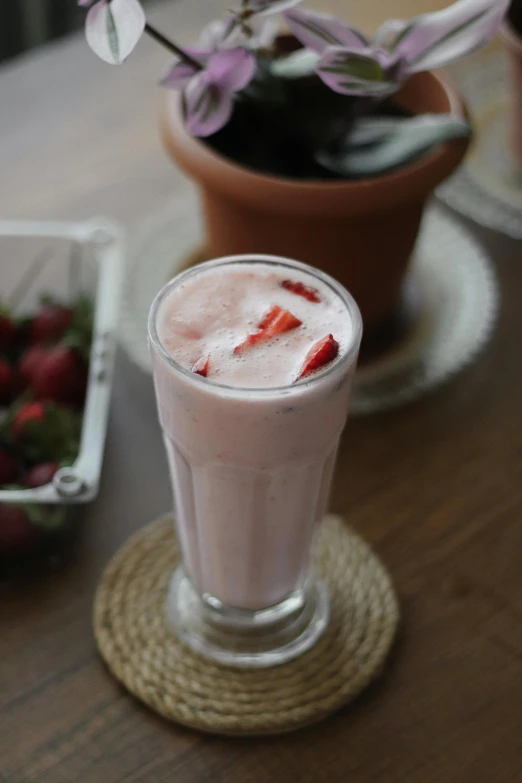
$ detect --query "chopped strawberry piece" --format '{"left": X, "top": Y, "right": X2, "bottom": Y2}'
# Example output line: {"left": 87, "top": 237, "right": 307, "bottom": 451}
{"left": 257, "top": 305, "right": 283, "bottom": 332}
{"left": 234, "top": 305, "right": 302, "bottom": 354}
{"left": 263, "top": 305, "right": 302, "bottom": 336}
{"left": 192, "top": 355, "right": 210, "bottom": 377}
{"left": 281, "top": 279, "right": 321, "bottom": 303}
{"left": 233, "top": 333, "right": 261, "bottom": 353}
{"left": 296, "top": 334, "right": 339, "bottom": 381}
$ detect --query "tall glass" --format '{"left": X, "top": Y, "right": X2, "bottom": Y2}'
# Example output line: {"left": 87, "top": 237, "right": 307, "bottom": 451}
{"left": 149, "top": 256, "right": 362, "bottom": 667}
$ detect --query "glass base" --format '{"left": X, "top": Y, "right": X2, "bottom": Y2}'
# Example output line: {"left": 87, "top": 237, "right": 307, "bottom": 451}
{"left": 166, "top": 568, "right": 330, "bottom": 668}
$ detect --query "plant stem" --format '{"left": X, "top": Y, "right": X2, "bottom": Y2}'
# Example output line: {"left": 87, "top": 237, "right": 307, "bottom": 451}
{"left": 144, "top": 23, "right": 201, "bottom": 69}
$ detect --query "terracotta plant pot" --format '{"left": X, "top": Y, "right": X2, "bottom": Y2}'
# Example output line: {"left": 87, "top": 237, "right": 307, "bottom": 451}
{"left": 161, "top": 70, "right": 469, "bottom": 330}
{"left": 501, "top": 19, "right": 522, "bottom": 171}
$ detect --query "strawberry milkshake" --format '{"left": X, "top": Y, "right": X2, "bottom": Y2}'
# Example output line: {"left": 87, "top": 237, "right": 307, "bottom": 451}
{"left": 149, "top": 255, "right": 362, "bottom": 667}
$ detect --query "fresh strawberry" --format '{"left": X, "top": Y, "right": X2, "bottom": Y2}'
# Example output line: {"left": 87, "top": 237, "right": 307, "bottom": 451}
{"left": 0, "top": 449, "right": 18, "bottom": 486}
{"left": 12, "top": 401, "right": 80, "bottom": 464}
{"left": 31, "top": 303, "right": 73, "bottom": 344}
{"left": 25, "top": 462, "right": 59, "bottom": 489}
{"left": 234, "top": 305, "right": 302, "bottom": 354}
{"left": 0, "top": 314, "right": 16, "bottom": 350}
{"left": 295, "top": 334, "right": 339, "bottom": 381}
{"left": 0, "top": 505, "right": 38, "bottom": 555}
{"left": 32, "top": 346, "right": 88, "bottom": 406}
{"left": 0, "top": 359, "right": 14, "bottom": 404}
{"left": 192, "top": 355, "right": 210, "bottom": 377}
{"left": 281, "top": 279, "right": 321, "bottom": 303}
{"left": 13, "top": 401, "right": 47, "bottom": 441}
{"left": 17, "top": 344, "right": 49, "bottom": 388}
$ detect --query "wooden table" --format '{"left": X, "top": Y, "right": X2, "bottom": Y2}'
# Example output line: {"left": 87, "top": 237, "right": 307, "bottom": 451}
{"left": 1, "top": 2, "right": 521, "bottom": 781}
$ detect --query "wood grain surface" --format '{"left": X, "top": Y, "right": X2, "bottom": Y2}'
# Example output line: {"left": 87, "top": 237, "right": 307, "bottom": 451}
{"left": 0, "top": 2, "right": 521, "bottom": 782}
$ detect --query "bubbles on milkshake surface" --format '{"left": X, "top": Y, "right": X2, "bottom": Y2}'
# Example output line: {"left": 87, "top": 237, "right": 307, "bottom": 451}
{"left": 158, "top": 261, "right": 353, "bottom": 388}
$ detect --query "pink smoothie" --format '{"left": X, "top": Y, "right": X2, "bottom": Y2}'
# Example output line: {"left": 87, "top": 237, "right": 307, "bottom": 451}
{"left": 158, "top": 263, "right": 352, "bottom": 387}
{"left": 150, "top": 257, "right": 361, "bottom": 611}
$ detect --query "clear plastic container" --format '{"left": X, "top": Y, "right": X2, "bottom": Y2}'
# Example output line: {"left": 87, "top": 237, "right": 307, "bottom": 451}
{"left": 0, "top": 219, "right": 124, "bottom": 561}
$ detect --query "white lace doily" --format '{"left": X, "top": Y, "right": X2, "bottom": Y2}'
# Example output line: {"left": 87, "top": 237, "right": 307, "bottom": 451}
{"left": 119, "top": 198, "right": 498, "bottom": 414}
{"left": 439, "top": 47, "right": 522, "bottom": 238}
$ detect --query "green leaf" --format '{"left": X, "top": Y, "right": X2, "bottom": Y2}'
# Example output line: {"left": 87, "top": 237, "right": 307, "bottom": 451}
{"left": 106, "top": 8, "right": 120, "bottom": 65}
{"left": 409, "top": 10, "right": 487, "bottom": 68}
{"left": 346, "top": 116, "right": 414, "bottom": 146}
{"left": 16, "top": 403, "right": 82, "bottom": 465}
{"left": 389, "top": 21, "right": 417, "bottom": 51}
{"left": 324, "top": 78, "right": 396, "bottom": 97}
{"left": 270, "top": 50, "right": 320, "bottom": 80}
{"left": 320, "top": 54, "right": 385, "bottom": 82}
{"left": 62, "top": 294, "right": 94, "bottom": 362}
{"left": 316, "top": 114, "right": 471, "bottom": 178}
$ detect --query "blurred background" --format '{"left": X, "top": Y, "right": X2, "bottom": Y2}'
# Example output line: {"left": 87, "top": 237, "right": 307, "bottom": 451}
{"left": 0, "top": 1, "right": 80, "bottom": 63}
{"left": 0, "top": 0, "right": 157, "bottom": 63}
{"left": 0, "top": 0, "right": 459, "bottom": 63}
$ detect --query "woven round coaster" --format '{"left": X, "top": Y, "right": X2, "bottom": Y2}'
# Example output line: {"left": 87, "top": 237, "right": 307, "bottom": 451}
{"left": 93, "top": 514, "right": 399, "bottom": 736}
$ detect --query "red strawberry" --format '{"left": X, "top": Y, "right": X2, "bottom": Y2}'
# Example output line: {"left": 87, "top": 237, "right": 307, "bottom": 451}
{"left": 12, "top": 401, "right": 80, "bottom": 464}
{"left": 0, "top": 359, "right": 14, "bottom": 404}
{"left": 0, "top": 505, "right": 38, "bottom": 555}
{"left": 281, "top": 279, "right": 321, "bottom": 303}
{"left": 31, "top": 303, "right": 73, "bottom": 344}
{"left": 258, "top": 305, "right": 302, "bottom": 335}
{"left": 234, "top": 306, "right": 302, "bottom": 354}
{"left": 192, "top": 355, "right": 210, "bottom": 377}
{"left": 32, "top": 346, "right": 88, "bottom": 406}
{"left": 17, "top": 344, "right": 49, "bottom": 388}
{"left": 296, "top": 334, "right": 339, "bottom": 381}
{"left": 12, "top": 401, "right": 47, "bottom": 441}
{"left": 0, "top": 314, "right": 16, "bottom": 350}
{"left": 25, "top": 462, "right": 58, "bottom": 489}
{"left": 0, "top": 449, "right": 18, "bottom": 486}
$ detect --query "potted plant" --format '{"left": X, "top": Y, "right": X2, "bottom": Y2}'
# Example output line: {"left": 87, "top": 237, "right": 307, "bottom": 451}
{"left": 502, "top": 0, "right": 522, "bottom": 170}
{"left": 79, "top": 0, "right": 509, "bottom": 331}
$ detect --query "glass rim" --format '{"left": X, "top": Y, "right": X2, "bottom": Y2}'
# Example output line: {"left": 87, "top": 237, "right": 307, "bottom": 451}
{"left": 148, "top": 254, "right": 363, "bottom": 397}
